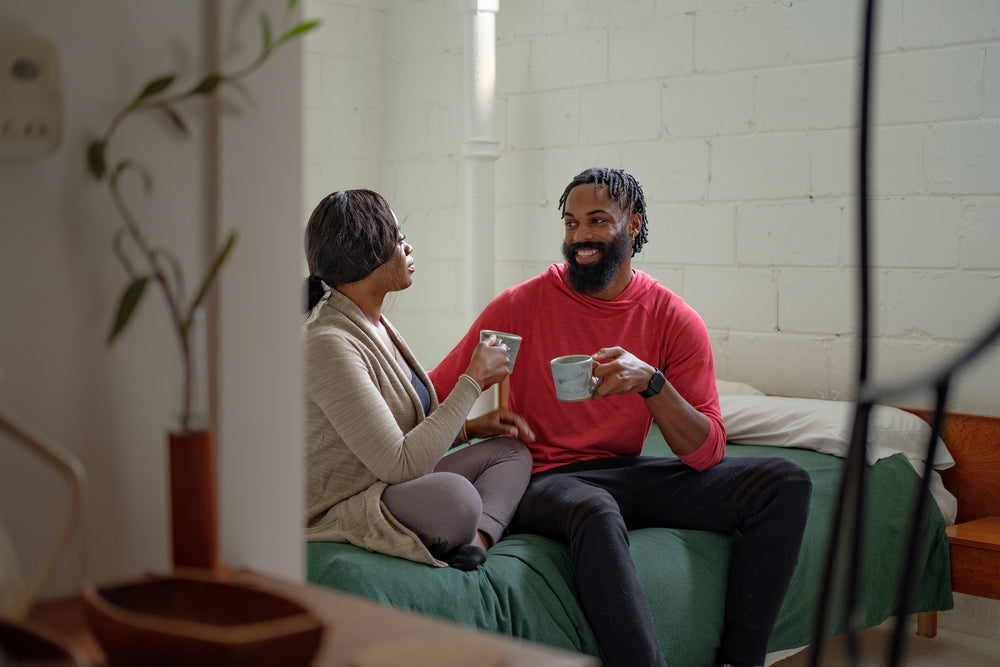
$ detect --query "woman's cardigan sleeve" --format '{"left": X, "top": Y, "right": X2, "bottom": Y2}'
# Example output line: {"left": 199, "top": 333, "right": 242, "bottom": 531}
{"left": 305, "top": 328, "right": 481, "bottom": 485}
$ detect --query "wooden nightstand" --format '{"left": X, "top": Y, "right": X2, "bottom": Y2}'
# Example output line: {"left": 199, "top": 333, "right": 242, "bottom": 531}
{"left": 946, "top": 516, "right": 1000, "bottom": 600}
{"left": 904, "top": 410, "right": 1000, "bottom": 639}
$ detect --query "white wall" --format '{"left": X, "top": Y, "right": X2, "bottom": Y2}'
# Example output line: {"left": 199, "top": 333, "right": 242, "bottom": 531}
{"left": 0, "top": 0, "right": 304, "bottom": 598}
{"left": 304, "top": 0, "right": 1000, "bottom": 639}
{"left": 215, "top": 0, "right": 306, "bottom": 581}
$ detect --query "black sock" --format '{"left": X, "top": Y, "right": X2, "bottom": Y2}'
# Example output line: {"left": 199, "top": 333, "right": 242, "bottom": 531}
{"left": 442, "top": 544, "right": 487, "bottom": 571}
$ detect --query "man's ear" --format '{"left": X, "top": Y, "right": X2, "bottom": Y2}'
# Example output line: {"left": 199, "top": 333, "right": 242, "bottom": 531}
{"left": 628, "top": 212, "right": 642, "bottom": 237}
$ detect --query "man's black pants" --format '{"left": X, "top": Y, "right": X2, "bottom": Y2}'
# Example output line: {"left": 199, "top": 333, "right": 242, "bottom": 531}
{"left": 510, "top": 455, "right": 812, "bottom": 667}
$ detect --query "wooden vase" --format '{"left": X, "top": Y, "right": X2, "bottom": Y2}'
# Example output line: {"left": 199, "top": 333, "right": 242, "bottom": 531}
{"left": 168, "top": 430, "right": 219, "bottom": 571}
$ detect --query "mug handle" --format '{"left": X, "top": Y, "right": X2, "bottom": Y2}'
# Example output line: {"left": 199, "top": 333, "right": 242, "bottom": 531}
{"left": 590, "top": 359, "right": 604, "bottom": 390}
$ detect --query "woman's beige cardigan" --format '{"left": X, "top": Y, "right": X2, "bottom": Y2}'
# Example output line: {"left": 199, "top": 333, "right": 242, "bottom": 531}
{"left": 304, "top": 289, "right": 482, "bottom": 566}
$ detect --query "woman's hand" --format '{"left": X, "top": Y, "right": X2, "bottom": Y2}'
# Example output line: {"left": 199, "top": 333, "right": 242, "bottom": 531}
{"left": 463, "top": 334, "right": 511, "bottom": 389}
{"left": 466, "top": 408, "right": 535, "bottom": 443}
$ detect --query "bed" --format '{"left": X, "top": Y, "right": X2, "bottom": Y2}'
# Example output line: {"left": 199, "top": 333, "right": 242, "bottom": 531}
{"left": 306, "top": 387, "right": 973, "bottom": 665}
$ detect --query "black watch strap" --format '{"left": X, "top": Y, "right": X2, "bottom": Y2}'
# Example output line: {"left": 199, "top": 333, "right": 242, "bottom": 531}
{"left": 639, "top": 369, "right": 666, "bottom": 398}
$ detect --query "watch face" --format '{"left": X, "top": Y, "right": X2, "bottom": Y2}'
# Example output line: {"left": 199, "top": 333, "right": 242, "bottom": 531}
{"left": 641, "top": 370, "right": 665, "bottom": 397}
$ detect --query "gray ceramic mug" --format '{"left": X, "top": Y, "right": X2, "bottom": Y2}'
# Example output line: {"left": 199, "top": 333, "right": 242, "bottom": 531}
{"left": 550, "top": 355, "right": 600, "bottom": 402}
{"left": 480, "top": 330, "right": 522, "bottom": 372}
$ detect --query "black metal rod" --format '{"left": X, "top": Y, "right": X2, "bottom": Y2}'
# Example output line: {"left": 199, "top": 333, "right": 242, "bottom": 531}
{"left": 887, "top": 380, "right": 949, "bottom": 666}
{"left": 809, "top": 1, "right": 878, "bottom": 663}
{"left": 811, "top": 0, "right": 1000, "bottom": 663}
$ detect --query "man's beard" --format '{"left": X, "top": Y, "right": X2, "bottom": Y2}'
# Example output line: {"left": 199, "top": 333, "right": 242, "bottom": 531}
{"left": 562, "top": 231, "right": 631, "bottom": 296}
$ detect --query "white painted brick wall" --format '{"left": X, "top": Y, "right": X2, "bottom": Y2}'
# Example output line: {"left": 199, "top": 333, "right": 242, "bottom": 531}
{"left": 695, "top": 3, "right": 792, "bottom": 73}
{"left": 887, "top": 270, "right": 1000, "bottom": 339}
{"left": 506, "top": 91, "right": 580, "bottom": 149}
{"left": 789, "top": 0, "right": 867, "bottom": 63}
{"left": 495, "top": 204, "right": 565, "bottom": 264}
{"left": 622, "top": 139, "right": 711, "bottom": 200}
{"left": 876, "top": 48, "right": 984, "bottom": 125}
{"left": 662, "top": 72, "right": 755, "bottom": 137}
{"left": 580, "top": 81, "right": 663, "bottom": 144}
{"left": 529, "top": 28, "right": 608, "bottom": 90}
{"left": 637, "top": 202, "right": 735, "bottom": 266}
{"left": 777, "top": 268, "right": 856, "bottom": 335}
{"left": 609, "top": 14, "right": 693, "bottom": 81}
{"left": 960, "top": 199, "right": 1000, "bottom": 269}
{"left": 810, "top": 129, "right": 854, "bottom": 197}
{"left": 711, "top": 133, "right": 812, "bottom": 200}
{"left": 684, "top": 267, "right": 778, "bottom": 332}
{"left": 902, "top": 0, "right": 1000, "bottom": 47}
{"left": 871, "top": 198, "right": 962, "bottom": 267}
{"left": 755, "top": 63, "right": 856, "bottom": 131}
{"left": 737, "top": 201, "right": 845, "bottom": 266}
{"left": 301, "top": 0, "right": 385, "bottom": 208}
{"left": 984, "top": 45, "right": 1000, "bottom": 115}
{"left": 871, "top": 126, "right": 928, "bottom": 195}
{"left": 926, "top": 121, "right": 1000, "bottom": 194}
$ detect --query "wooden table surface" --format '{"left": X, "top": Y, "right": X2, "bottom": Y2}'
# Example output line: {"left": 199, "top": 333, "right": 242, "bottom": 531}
{"left": 27, "top": 569, "right": 600, "bottom": 667}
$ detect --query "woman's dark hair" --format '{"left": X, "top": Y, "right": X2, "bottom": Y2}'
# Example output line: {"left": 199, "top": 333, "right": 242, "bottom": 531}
{"left": 304, "top": 189, "right": 397, "bottom": 312}
{"left": 557, "top": 167, "right": 649, "bottom": 256}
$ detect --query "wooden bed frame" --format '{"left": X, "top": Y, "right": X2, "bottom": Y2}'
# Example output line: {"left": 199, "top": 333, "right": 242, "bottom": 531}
{"left": 904, "top": 409, "right": 1000, "bottom": 637}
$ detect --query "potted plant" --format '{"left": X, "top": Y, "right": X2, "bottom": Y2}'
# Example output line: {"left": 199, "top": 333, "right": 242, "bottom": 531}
{"left": 84, "top": 0, "right": 318, "bottom": 570}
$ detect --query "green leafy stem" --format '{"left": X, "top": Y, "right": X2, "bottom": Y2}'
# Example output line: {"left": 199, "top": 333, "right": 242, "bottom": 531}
{"left": 85, "top": 0, "right": 319, "bottom": 434}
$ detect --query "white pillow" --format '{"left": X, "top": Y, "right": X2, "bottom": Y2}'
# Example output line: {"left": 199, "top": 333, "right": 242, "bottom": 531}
{"left": 718, "top": 394, "right": 957, "bottom": 525}
{"left": 719, "top": 395, "right": 954, "bottom": 470}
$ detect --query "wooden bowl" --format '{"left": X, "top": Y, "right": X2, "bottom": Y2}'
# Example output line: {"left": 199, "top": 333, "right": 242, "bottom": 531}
{"left": 81, "top": 572, "right": 324, "bottom": 666}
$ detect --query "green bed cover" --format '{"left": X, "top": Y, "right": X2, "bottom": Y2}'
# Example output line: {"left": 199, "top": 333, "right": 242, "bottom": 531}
{"left": 307, "top": 441, "right": 954, "bottom": 665}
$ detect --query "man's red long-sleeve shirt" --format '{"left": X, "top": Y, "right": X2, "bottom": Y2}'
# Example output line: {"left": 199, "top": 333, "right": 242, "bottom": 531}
{"left": 428, "top": 264, "right": 726, "bottom": 474}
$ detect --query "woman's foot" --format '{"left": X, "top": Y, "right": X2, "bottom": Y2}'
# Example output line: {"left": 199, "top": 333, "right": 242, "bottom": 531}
{"left": 442, "top": 544, "right": 487, "bottom": 570}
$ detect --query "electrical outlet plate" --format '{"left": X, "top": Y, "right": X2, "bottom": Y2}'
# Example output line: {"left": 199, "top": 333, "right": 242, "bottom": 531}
{"left": 0, "top": 33, "right": 61, "bottom": 159}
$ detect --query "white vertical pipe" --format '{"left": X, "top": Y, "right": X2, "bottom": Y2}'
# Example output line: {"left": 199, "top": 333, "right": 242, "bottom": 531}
{"left": 461, "top": 0, "right": 500, "bottom": 318}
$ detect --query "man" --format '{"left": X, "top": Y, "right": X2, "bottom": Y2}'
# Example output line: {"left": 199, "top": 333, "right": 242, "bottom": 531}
{"left": 429, "top": 167, "right": 812, "bottom": 667}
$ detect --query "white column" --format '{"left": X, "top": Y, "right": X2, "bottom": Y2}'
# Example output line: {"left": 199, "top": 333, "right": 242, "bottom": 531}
{"left": 461, "top": 0, "right": 500, "bottom": 318}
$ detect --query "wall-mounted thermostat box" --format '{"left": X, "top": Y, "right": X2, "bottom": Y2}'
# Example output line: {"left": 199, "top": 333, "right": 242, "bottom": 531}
{"left": 0, "top": 33, "right": 62, "bottom": 159}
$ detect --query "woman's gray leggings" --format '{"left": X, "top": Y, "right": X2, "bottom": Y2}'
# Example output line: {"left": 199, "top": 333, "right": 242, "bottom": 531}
{"left": 381, "top": 436, "right": 531, "bottom": 557}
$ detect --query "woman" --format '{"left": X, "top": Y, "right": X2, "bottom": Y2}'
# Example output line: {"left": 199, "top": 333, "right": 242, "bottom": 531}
{"left": 303, "top": 189, "right": 534, "bottom": 570}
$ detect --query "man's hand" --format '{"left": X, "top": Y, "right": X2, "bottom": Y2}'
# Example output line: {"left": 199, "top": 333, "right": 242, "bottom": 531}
{"left": 467, "top": 408, "right": 536, "bottom": 442}
{"left": 590, "top": 347, "right": 656, "bottom": 400}
{"left": 591, "top": 347, "right": 711, "bottom": 457}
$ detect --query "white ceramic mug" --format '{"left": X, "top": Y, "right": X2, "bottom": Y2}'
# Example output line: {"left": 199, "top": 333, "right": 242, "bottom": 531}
{"left": 550, "top": 355, "right": 600, "bottom": 402}
{"left": 480, "top": 330, "right": 522, "bottom": 372}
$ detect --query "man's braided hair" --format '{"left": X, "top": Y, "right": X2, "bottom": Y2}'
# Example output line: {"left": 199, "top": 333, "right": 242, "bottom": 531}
{"left": 557, "top": 167, "right": 649, "bottom": 256}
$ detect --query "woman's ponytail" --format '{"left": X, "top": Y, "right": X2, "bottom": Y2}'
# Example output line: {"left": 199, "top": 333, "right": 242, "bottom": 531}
{"left": 304, "top": 274, "right": 327, "bottom": 313}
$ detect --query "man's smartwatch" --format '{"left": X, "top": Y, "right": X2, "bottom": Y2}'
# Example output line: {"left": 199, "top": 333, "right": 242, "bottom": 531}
{"left": 639, "top": 369, "right": 666, "bottom": 398}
